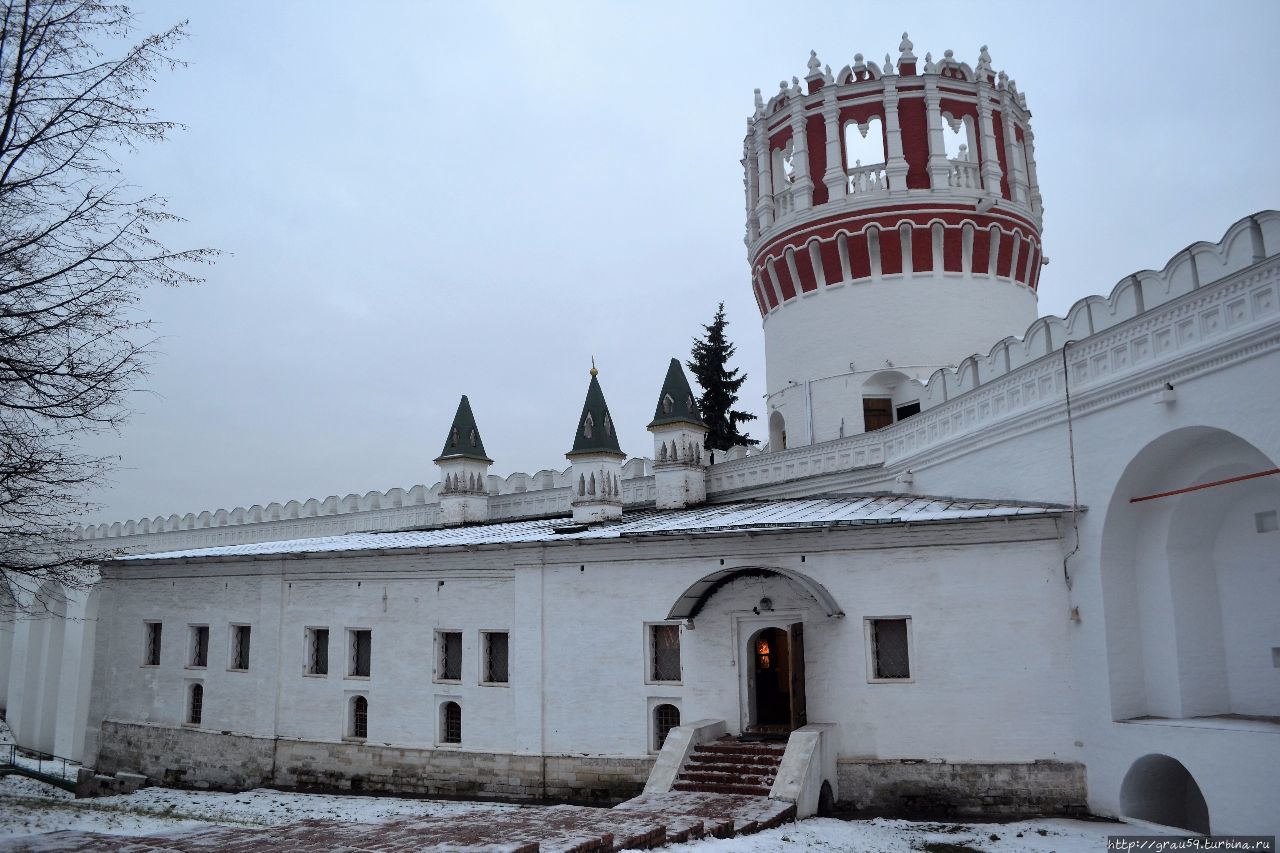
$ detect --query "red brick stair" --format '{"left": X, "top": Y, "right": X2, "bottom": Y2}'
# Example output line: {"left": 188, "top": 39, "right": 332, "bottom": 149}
{"left": 671, "top": 737, "right": 787, "bottom": 797}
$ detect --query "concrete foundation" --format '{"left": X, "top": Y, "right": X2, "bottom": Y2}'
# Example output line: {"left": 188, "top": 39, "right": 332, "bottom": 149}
{"left": 837, "top": 758, "right": 1087, "bottom": 817}
{"left": 95, "top": 720, "right": 653, "bottom": 802}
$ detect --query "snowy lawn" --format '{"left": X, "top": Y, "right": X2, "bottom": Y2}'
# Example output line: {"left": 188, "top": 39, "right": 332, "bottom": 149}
{"left": 0, "top": 775, "right": 529, "bottom": 839}
{"left": 0, "top": 773, "right": 1169, "bottom": 850}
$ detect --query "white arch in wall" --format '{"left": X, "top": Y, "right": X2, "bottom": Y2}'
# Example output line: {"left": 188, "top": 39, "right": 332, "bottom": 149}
{"left": 1120, "top": 754, "right": 1210, "bottom": 834}
{"left": 769, "top": 410, "right": 787, "bottom": 451}
{"left": 1100, "top": 426, "right": 1280, "bottom": 722}
{"left": 665, "top": 566, "right": 844, "bottom": 622}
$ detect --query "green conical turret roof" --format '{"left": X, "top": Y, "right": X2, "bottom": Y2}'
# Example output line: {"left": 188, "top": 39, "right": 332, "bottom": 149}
{"left": 434, "top": 395, "right": 492, "bottom": 463}
{"left": 647, "top": 358, "right": 706, "bottom": 430}
{"left": 567, "top": 366, "right": 624, "bottom": 458}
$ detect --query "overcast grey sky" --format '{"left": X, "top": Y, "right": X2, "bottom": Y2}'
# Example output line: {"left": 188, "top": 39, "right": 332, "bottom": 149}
{"left": 79, "top": 0, "right": 1280, "bottom": 525}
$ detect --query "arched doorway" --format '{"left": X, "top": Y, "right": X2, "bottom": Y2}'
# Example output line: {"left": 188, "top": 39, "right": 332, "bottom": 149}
{"left": 746, "top": 623, "right": 807, "bottom": 735}
{"left": 1120, "top": 754, "right": 1210, "bottom": 834}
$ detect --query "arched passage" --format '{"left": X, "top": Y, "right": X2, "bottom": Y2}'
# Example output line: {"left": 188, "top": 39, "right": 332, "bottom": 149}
{"left": 1101, "top": 427, "right": 1280, "bottom": 721}
{"left": 1120, "top": 754, "right": 1210, "bottom": 834}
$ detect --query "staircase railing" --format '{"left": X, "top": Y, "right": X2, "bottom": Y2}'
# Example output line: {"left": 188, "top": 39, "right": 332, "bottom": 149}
{"left": 0, "top": 742, "right": 81, "bottom": 792}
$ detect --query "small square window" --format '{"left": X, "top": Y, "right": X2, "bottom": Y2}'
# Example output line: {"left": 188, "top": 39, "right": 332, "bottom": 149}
{"left": 867, "top": 618, "right": 911, "bottom": 681}
{"left": 483, "top": 631, "right": 509, "bottom": 684}
{"left": 306, "top": 628, "right": 329, "bottom": 675}
{"left": 1255, "top": 510, "right": 1278, "bottom": 534}
{"left": 229, "top": 624, "right": 251, "bottom": 671}
{"left": 189, "top": 625, "right": 209, "bottom": 668}
{"left": 143, "top": 622, "right": 162, "bottom": 666}
{"left": 437, "top": 631, "right": 462, "bottom": 682}
{"left": 349, "top": 629, "right": 371, "bottom": 677}
{"left": 649, "top": 624, "right": 681, "bottom": 682}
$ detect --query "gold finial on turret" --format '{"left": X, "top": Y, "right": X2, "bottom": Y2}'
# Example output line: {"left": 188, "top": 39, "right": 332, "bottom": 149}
{"left": 590, "top": 356, "right": 598, "bottom": 378}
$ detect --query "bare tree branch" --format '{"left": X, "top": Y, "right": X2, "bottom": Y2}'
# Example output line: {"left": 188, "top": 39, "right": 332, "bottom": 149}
{"left": 0, "top": 0, "right": 216, "bottom": 614}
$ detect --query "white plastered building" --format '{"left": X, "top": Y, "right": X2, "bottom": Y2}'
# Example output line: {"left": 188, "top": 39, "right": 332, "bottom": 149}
{"left": 2, "top": 36, "right": 1278, "bottom": 836}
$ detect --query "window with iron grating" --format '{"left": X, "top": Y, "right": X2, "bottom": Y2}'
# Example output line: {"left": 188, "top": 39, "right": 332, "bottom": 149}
{"left": 484, "top": 632, "right": 509, "bottom": 683}
{"left": 651, "top": 624, "right": 681, "bottom": 682}
{"left": 144, "top": 622, "right": 162, "bottom": 666}
{"left": 350, "top": 695, "right": 368, "bottom": 739}
{"left": 188, "top": 683, "right": 203, "bottom": 725}
{"left": 871, "top": 618, "right": 910, "bottom": 679}
{"left": 441, "top": 701, "right": 462, "bottom": 744}
{"left": 438, "top": 631, "right": 462, "bottom": 681}
{"left": 307, "top": 628, "right": 329, "bottom": 675}
{"left": 653, "top": 703, "right": 680, "bottom": 750}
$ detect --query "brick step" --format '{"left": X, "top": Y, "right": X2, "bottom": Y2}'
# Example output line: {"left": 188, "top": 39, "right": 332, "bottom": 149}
{"left": 696, "top": 742, "right": 787, "bottom": 756}
{"left": 672, "top": 781, "right": 773, "bottom": 797}
{"left": 688, "top": 751, "right": 782, "bottom": 768}
{"left": 678, "top": 770, "right": 775, "bottom": 788}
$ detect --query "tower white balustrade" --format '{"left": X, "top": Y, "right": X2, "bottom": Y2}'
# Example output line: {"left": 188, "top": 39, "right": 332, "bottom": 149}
{"left": 747, "top": 36, "right": 1044, "bottom": 447}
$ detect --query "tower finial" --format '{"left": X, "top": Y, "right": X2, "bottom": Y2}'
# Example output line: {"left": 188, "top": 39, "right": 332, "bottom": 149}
{"left": 899, "top": 32, "right": 916, "bottom": 62}
{"left": 807, "top": 49, "right": 822, "bottom": 76}
{"left": 590, "top": 356, "right": 597, "bottom": 378}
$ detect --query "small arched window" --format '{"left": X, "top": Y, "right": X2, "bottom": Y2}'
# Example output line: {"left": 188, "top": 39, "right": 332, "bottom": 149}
{"left": 188, "top": 683, "right": 203, "bottom": 725}
{"left": 653, "top": 703, "right": 680, "bottom": 751}
{"left": 350, "top": 695, "right": 368, "bottom": 739}
{"left": 441, "top": 701, "right": 462, "bottom": 744}
{"left": 583, "top": 412, "right": 594, "bottom": 439}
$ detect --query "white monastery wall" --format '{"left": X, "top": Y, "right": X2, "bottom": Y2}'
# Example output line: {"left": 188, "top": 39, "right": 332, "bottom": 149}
{"left": 82, "top": 518, "right": 1072, "bottom": 801}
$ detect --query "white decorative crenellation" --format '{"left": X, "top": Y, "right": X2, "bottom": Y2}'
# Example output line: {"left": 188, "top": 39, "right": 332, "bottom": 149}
{"left": 918, "top": 211, "right": 1280, "bottom": 409}
{"left": 77, "top": 459, "right": 654, "bottom": 547}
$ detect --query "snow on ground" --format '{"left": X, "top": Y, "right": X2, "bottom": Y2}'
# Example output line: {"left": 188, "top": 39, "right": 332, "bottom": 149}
{"left": 665, "top": 815, "right": 1165, "bottom": 852}
{"left": 0, "top": 772, "right": 1164, "bottom": 851}
{"left": 0, "top": 775, "right": 528, "bottom": 839}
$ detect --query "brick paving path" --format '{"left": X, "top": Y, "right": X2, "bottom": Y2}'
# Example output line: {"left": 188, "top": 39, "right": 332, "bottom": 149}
{"left": 2, "top": 791, "right": 796, "bottom": 852}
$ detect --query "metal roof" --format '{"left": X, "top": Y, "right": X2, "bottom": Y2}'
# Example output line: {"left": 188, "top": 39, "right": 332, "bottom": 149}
{"left": 116, "top": 495, "right": 1067, "bottom": 564}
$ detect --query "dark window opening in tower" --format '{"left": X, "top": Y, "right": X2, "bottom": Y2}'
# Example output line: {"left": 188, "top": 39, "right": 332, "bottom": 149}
{"left": 896, "top": 401, "right": 922, "bottom": 422}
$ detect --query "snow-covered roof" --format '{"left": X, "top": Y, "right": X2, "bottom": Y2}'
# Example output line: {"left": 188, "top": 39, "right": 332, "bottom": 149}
{"left": 115, "top": 495, "right": 1067, "bottom": 563}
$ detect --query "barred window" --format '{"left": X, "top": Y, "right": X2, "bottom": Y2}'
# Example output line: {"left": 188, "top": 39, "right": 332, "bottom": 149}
{"left": 230, "top": 625, "right": 251, "bottom": 671}
{"left": 190, "top": 625, "right": 208, "bottom": 668}
{"left": 187, "top": 683, "right": 203, "bottom": 725}
{"left": 307, "top": 628, "right": 329, "bottom": 675}
{"left": 650, "top": 624, "right": 681, "bottom": 682}
{"left": 870, "top": 618, "right": 911, "bottom": 680}
{"left": 143, "top": 622, "right": 162, "bottom": 666}
{"left": 350, "top": 629, "right": 371, "bottom": 677}
{"left": 350, "top": 695, "right": 368, "bottom": 739}
{"left": 653, "top": 703, "right": 680, "bottom": 750}
{"left": 441, "top": 701, "right": 461, "bottom": 744}
{"left": 483, "top": 632, "right": 509, "bottom": 684}
{"left": 438, "top": 631, "right": 462, "bottom": 681}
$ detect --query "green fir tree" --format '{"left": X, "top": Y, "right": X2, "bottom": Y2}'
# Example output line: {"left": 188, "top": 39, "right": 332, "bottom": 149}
{"left": 687, "top": 303, "right": 758, "bottom": 452}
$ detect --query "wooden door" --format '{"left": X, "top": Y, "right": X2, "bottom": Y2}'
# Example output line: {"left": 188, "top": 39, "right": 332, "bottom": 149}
{"left": 789, "top": 621, "right": 807, "bottom": 729}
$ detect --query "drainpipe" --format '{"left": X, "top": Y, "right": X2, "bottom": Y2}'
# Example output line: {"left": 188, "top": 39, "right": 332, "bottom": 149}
{"left": 804, "top": 380, "right": 814, "bottom": 445}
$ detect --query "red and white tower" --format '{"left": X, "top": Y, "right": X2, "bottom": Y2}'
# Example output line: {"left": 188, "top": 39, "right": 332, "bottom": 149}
{"left": 747, "top": 36, "right": 1044, "bottom": 448}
